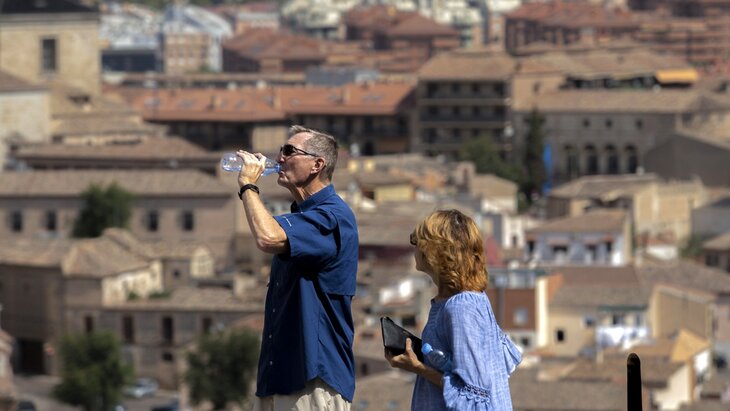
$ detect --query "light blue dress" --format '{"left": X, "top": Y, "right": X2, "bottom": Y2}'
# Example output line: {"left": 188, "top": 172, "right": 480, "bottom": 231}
{"left": 411, "top": 292, "right": 522, "bottom": 411}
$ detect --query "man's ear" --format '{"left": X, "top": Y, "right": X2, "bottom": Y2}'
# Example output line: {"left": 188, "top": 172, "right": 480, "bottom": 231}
{"left": 311, "top": 157, "right": 326, "bottom": 174}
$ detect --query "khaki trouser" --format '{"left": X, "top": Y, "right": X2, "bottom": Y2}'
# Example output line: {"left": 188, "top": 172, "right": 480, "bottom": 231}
{"left": 252, "top": 378, "right": 351, "bottom": 411}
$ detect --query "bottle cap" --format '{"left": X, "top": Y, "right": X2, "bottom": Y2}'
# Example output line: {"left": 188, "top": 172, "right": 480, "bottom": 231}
{"left": 421, "top": 343, "right": 433, "bottom": 354}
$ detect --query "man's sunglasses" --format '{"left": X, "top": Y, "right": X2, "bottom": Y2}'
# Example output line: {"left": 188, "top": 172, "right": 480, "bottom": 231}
{"left": 280, "top": 144, "right": 319, "bottom": 158}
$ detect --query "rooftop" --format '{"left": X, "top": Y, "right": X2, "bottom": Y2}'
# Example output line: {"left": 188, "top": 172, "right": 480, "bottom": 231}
{"left": 0, "top": 169, "right": 230, "bottom": 197}
{"left": 549, "top": 174, "right": 660, "bottom": 200}
{"left": 528, "top": 89, "right": 730, "bottom": 113}
{"left": 528, "top": 209, "right": 627, "bottom": 234}
{"left": 418, "top": 51, "right": 518, "bottom": 80}
{"left": 0, "top": 70, "right": 45, "bottom": 93}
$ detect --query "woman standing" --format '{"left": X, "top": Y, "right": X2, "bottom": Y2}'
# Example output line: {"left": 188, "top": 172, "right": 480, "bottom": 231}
{"left": 385, "top": 209, "right": 522, "bottom": 410}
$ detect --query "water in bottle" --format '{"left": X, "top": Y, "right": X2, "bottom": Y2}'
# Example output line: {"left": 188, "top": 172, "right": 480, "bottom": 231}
{"left": 422, "top": 343, "right": 452, "bottom": 372}
{"left": 220, "top": 152, "right": 280, "bottom": 175}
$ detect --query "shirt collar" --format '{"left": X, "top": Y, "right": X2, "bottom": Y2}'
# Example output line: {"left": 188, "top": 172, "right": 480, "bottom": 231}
{"left": 290, "top": 184, "right": 335, "bottom": 213}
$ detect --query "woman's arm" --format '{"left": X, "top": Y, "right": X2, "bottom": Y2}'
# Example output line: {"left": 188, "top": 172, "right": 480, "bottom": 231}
{"left": 384, "top": 338, "right": 444, "bottom": 388}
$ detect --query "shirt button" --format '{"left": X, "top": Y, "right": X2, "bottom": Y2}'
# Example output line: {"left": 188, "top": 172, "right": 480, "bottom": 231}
{"left": 272, "top": 308, "right": 276, "bottom": 313}
{"left": 276, "top": 282, "right": 279, "bottom": 286}
{"left": 268, "top": 334, "right": 272, "bottom": 339}
{"left": 269, "top": 361, "right": 273, "bottom": 366}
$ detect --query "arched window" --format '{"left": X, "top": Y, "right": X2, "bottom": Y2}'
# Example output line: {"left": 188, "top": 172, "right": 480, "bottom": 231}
{"left": 585, "top": 145, "right": 598, "bottom": 175}
{"left": 564, "top": 145, "right": 579, "bottom": 179}
{"left": 605, "top": 144, "right": 619, "bottom": 174}
{"left": 625, "top": 145, "right": 638, "bottom": 173}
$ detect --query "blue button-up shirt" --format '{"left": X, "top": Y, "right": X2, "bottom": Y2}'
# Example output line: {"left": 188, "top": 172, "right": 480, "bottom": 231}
{"left": 255, "top": 185, "right": 358, "bottom": 402}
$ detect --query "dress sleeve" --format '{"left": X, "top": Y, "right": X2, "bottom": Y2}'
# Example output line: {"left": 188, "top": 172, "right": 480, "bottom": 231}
{"left": 440, "top": 296, "right": 494, "bottom": 410}
{"left": 274, "top": 208, "right": 338, "bottom": 266}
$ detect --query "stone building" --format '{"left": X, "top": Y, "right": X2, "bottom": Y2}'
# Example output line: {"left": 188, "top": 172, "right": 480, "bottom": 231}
{"left": 0, "top": 0, "right": 100, "bottom": 94}
{"left": 0, "top": 169, "right": 236, "bottom": 269}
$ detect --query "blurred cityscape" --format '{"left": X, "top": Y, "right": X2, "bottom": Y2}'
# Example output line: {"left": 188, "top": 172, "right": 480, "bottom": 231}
{"left": 1, "top": 0, "right": 730, "bottom": 410}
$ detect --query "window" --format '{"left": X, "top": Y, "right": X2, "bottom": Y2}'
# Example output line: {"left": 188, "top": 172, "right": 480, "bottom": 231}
{"left": 45, "top": 211, "right": 57, "bottom": 232}
{"left": 182, "top": 211, "right": 194, "bottom": 231}
{"left": 173, "top": 270, "right": 181, "bottom": 279}
{"left": 583, "top": 316, "right": 596, "bottom": 328}
{"left": 626, "top": 146, "right": 638, "bottom": 173}
{"left": 635, "top": 119, "right": 643, "bottom": 129}
{"left": 84, "top": 316, "right": 94, "bottom": 334}
{"left": 583, "top": 118, "right": 590, "bottom": 128}
{"left": 147, "top": 210, "right": 159, "bottom": 232}
{"left": 520, "top": 337, "right": 531, "bottom": 348}
{"left": 162, "top": 352, "right": 174, "bottom": 362}
{"left": 605, "top": 119, "right": 613, "bottom": 129}
{"left": 606, "top": 145, "right": 619, "bottom": 174}
{"left": 605, "top": 241, "right": 613, "bottom": 255}
{"left": 41, "top": 38, "right": 58, "bottom": 73}
{"left": 202, "top": 317, "right": 213, "bottom": 334}
{"left": 513, "top": 308, "right": 528, "bottom": 326}
{"left": 706, "top": 253, "right": 719, "bottom": 267}
{"left": 612, "top": 314, "right": 624, "bottom": 326}
{"left": 585, "top": 145, "right": 598, "bottom": 175}
{"left": 162, "top": 316, "right": 174, "bottom": 344}
{"left": 586, "top": 244, "right": 598, "bottom": 262}
{"left": 527, "top": 240, "right": 535, "bottom": 254}
{"left": 556, "top": 329, "right": 565, "bottom": 343}
{"left": 10, "top": 211, "right": 23, "bottom": 232}
{"left": 122, "top": 316, "right": 135, "bottom": 343}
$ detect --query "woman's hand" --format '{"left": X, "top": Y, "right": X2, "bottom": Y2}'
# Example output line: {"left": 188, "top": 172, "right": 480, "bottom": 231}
{"left": 385, "top": 338, "right": 445, "bottom": 388}
{"left": 384, "top": 338, "right": 424, "bottom": 374}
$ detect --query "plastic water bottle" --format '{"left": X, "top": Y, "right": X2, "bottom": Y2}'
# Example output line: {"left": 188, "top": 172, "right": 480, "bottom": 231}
{"left": 220, "top": 152, "right": 280, "bottom": 175}
{"left": 422, "top": 343, "right": 452, "bottom": 372}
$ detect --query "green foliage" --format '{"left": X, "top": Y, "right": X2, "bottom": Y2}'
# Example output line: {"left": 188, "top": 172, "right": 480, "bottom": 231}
{"left": 459, "top": 134, "right": 522, "bottom": 183}
{"left": 53, "top": 331, "right": 132, "bottom": 411}
{"left": 72, "top": 183, "right": 134, "bottom": 238}
{"left": 149, "top": 290, "right": 171, "bottom": 299}
{"left": 127, "top": 291, "right": 140, "bottom": 301}
{"left": 185, "top": 329, "right": 260, "bottom": 410}
{"left": 680, "top": 234, "right": 705, "bottom": 259}
{"left": 521, "top": 108, "right": 546, "bottom": 203}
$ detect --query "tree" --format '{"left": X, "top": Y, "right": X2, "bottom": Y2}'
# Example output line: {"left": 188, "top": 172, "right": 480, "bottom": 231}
{"left": 53, "top": 331, "right": 132, "bottom": 411}
{"left": 459, "top": 134, "right": 521, "bottom": 183}
{"left": 185, "top": 329, "right": 260, "bottom": 410}
{"left": 72, "top": 183, "right": 134, "bottom": 238}
{"left": 522, "top": 108, "right": 547, "bottom": 203}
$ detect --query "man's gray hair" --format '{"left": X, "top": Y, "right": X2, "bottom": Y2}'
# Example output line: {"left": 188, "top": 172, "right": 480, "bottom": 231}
{"left": 289, "top": 125, "right": 339, "bottom": 181}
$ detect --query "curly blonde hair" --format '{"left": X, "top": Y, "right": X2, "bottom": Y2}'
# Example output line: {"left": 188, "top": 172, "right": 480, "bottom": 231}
{"left": 413, "top": 209, "right": 488, "bottom": 296}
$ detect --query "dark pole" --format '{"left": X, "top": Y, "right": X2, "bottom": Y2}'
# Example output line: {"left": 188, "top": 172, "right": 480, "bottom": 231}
{"left": 627, "top": 353, "right": 642, "bottom": 411}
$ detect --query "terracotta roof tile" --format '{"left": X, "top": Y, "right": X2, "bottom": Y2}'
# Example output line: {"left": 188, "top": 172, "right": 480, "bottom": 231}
{"left": 0, "top": 169, "right": 230, "bottom": 197}
{"left": 526, "top": 89, "right": 730, "bottom": 113}
{"left": 108, "top": 286, "right": 262, "bottom": 311}
{"left": 639, "top": 259, "right": 730, "bottom": 294}
{"left": 386, "top": 13, "right": 459, "bottom": 37}
{"left": 510, "top": 377, "right": 625, "bottom": 410}
{"left": 0, "top": 70, "right": 45, "bottom": 92}
{"left": 703, "top": 231, "right": 730, "bottom": 250}
{"left": 223, "top": 28, "right": 329, "bottom": 61}
{"left": 15, "top": 136, "right": 215, "bottom": 161}
{"left": 116, "top": 83, "right": 415, "bottom": 120}
{"left": 550, "top": 174, "right": 660, "bottom": 199}
{"left": 419, "top": 51, "right": 518, "bottom": 80}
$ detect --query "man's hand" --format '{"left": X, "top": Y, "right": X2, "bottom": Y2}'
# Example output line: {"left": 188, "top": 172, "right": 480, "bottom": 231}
{"left": 384, "top": 338, "right": 424, "bottom": 374}
{"left": 236, "top": 150, "right": 266, "bottom": 187}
